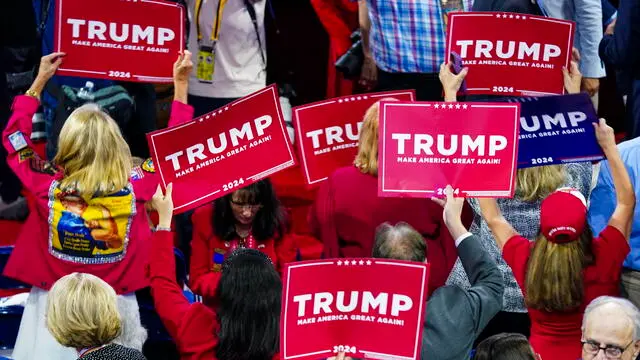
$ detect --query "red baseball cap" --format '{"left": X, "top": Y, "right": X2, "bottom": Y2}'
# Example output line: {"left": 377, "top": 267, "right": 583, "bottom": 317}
{"left": 540, "top": 188, "right": 588, "bottom": 243}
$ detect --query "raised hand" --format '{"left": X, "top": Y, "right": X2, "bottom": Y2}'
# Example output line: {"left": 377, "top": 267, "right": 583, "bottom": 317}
{"left": 151, "top": 183, "right": 174, "bottom": 228}
{"left": 30, "top": 52, "right": 66, "bottom": 97}
{"left": 173, "top": 50, "right": 193, "bottom": 84}
{"left": 439, "top": 62, "right": 468, "bottom": 101}
{"left": 562, "top": 60, "right": 582, "bottom": 94}
{"left": 593, "top": 118, "right": 616, "bottom": 153}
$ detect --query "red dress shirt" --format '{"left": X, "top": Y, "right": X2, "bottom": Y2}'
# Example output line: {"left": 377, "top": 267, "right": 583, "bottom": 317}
{"left": 190, "top": 205, "right": 297, "bottom": 303}
{"left": 2, "top": 95, "right": 193, "bottom": 293}
{"left": 503, "top": 226, "right": 630, "bottom": 360}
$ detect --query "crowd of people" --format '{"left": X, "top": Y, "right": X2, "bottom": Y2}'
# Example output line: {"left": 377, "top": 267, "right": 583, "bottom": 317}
{"left": 1, "top": 0, "right": 640, "bottom": 360}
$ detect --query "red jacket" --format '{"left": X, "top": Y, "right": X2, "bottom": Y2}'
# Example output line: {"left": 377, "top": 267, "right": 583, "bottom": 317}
{"left": 310, "top": 166, "right": 473, "bottom": 294}
{"left": 150, "top": 231, "right": 280, "bottom": 360}
{"left": 1, "top": 95, "right": 193, "bottom": 293}
{"left": 190, "top": 205, "right": 297, "bottom": 302}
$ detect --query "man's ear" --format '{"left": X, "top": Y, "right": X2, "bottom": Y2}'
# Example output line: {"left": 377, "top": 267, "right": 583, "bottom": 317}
{"left": 633, "top": 340, "right": 640, "bottom": 356}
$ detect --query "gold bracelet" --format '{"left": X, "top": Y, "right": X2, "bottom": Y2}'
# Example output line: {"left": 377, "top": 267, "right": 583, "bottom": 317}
{"left": 25, "top": 89, "right": 40, "bottom": 100}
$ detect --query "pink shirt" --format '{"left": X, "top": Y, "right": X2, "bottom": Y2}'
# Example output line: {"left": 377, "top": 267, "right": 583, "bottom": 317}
{"left": 1, "top": 95, "right": 193, "bottom": 293}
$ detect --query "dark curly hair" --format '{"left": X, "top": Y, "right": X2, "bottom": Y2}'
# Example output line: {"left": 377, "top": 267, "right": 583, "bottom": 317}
{"left": 212, "top": 179, "right": 287, "bottom": 242}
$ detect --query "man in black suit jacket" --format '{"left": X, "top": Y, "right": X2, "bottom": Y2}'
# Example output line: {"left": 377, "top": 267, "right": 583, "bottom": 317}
{"left": 373, "top": 186, "right": 504, "bottom": 360}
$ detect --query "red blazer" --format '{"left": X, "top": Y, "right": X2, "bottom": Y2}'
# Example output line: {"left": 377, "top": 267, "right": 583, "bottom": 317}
{"left": 190, "top": 205, "right": 297, "bottom": 302}
{"left": 310, "top": 0, "right": 358, "bottom": 98}
{"left": 1, "top": 96, "right": 192, "bottom": 293}
{"left": 310, "top": 166, "right": 473, "bottom": 293}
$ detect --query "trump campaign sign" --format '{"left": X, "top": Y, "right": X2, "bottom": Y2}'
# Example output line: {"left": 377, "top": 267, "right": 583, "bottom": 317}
{"left": 379, "top": 101, "right": 520, "bottom": 198}
{"left": 281, "top": 259, "right": 429, "bottom": 360}
{"left": 446, "top": 12, "right": 574, "bottom": 96}
{"left": 294, "top": 90, "right": 415, "bottom": 187}
{"left": 147, "top": 85, "right": 296, "bottom": 213}
{"left": 54, "top": 0, "right": 184, "bottom": 83}
{"left": 516, "top": 93, "right": 603, "bottom": 168}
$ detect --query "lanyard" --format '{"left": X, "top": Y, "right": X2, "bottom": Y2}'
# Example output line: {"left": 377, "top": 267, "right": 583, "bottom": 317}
{"left": 195, "top": 0, "right": 228, "bottom": 44}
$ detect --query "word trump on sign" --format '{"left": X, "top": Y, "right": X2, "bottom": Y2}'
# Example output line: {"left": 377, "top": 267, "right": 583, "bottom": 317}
{"left": 293, "top": 90, "right": 415, "bottom": 186}
{"left": 515, "top": 93, "right": 603, "bottom": 168}
{"left": 392, "top": 134, "right": 507, "bottom": 157}
{"left": 55, "top": 0, "right": 184, "bottom": 82}
{"left": 66, "top": 19, "right": 175, "bottom": 45}
{"left": 378, "top": 101, "right": 520, "bottom": 198}
{"left": 456, "top": 40, "right": 561, "bottom": 62}
{"left": 281, "top": 259, "right": 428, "bottom": 360}
{"left": 446, "top": 12, "right": 574, "bottom": 96}
{"left": 147, "top": 85, "right": 296, "bottom": 214}
{"left": 293, "top": 291, "right": 413, "bottom": 317}
{"left": 164, "top": 115, "right": 272, "bottom": 171}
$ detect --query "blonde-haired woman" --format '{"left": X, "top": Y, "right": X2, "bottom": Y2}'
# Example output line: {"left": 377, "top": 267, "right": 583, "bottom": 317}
{"left": 441, "top": 60, "right": 594, "bottom": 341}
{"left": 2, "top": 51, "right": 195, "bottom": 360}
{"left": 310, "top": 99, "right": 470, "bottom": 294}
{"left": 47, "top": 273, "right": 146, "bottom": 359}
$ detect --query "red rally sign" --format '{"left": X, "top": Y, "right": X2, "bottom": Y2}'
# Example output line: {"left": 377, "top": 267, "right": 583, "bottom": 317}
{"left": 378, "top": 101, "right": 520, "bottom": 198}
{"left": 54, "top": 0, "right": 184, "bottom": 83}
{"left": 446, "top": 12, "right": 575, "bottom": 96}
{"left": 147, "top": 85, "right": 296, "bottom": 213}
{"left": 281, "top": 259, "right": 429, "bottom": 360}
{"left": 293, "top": 90, "right": 415, "bottom": 187}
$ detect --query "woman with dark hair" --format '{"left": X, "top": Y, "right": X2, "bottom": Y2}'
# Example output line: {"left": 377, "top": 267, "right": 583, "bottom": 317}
{"left": 149, "top": 184, "right": 281, "bottom": 360}
{"left": 190, "top": 179, "right": 296, "bottom": 305}
{"left": 478, "top": 119, "right": 635, "bottom": 359}
{"left": 474, "top": 333, "right": 538, "bottom": 360}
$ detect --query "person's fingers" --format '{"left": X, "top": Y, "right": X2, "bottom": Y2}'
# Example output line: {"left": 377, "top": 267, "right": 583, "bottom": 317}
{"left": 44, "top": 52, "right": 65, "bottom": 62}
{"left": 457, "top": 67, "right": 469, "bottom": 78}
{"left": 430, "top": 197, "right": 446, "bottom": 207}
{"left": 153, "top": 184, "right": 163, "bottom": 199}
{"left": 444, "top": 184, "right": 455, "bottom": 202}
{"left": 570, "top": 60, "right": 580, "bottom": 74}
{"left": 165, "top": 183, "right": 173, "bottom": 199}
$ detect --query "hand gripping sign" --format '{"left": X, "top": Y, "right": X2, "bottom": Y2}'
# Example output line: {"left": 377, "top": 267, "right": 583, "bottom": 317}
{"left": 378, "top": 101, "right": 520, "bottom": 198}
{"left": 446, "top": 12, "right": 575, "bottom": 96}
{"left": 281, "top": 259, "right": 429, "bottom": 360}
{"left": 293, "top": 90, "right": 415, "bottom": 187}
{"left": 516, "top": 93, "right": 604, "bottom": 168}
{"left": 54, "top": 0, "right": 185, "bottom": 83}
{"left": 147, "top": 85, "right": 296, "bottom": 213}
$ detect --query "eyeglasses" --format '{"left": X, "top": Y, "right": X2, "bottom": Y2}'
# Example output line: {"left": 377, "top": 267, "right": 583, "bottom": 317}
{"left": 582, "top": 340, "right": 633, "bottom": 359}
{"left": 230, "top": 200, "right": 263, "bottom": 211}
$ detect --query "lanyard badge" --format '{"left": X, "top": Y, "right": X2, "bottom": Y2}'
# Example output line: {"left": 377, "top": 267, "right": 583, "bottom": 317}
{"left": 197, "top": 44, "right": 215, "bottom": 83}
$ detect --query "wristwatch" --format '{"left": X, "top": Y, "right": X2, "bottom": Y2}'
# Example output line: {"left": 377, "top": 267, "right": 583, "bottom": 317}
{"left": 25, "top": 89, "right": 40, "bottom": 99}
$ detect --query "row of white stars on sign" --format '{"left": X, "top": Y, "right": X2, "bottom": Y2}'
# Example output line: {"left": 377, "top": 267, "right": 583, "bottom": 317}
{"left": 434, "top": 103, "right": 468, "bottom": 109}
{"left": 200, "top": 106, "right": 231, "bottom": 122}
{"left": 337, "top": 260, "right": 373, "bottom": 266}
{"left": 338, "top": 96, "right": 370, "bottom": 103}
{"left": 496, "top": 13, "right": 527, "bottom": 19}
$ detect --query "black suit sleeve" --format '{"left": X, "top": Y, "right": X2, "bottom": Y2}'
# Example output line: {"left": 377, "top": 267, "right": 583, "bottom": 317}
{"left": 456, "top": 235, "right": 504, "bottom": 334}
{"left": 599, "top": 0, "right": 640, "bottom": 67}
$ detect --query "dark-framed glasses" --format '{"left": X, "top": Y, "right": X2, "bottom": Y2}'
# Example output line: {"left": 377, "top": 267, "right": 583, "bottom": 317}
{"left": 582, "top": 340, "right": 633, "bottom": 359}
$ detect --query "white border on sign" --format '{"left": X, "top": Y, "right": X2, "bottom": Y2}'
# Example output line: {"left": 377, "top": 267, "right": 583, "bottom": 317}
{"left": 149, "top": 86, "right": 296, "bottom": 211}
{"left": 446, "top": 12, "right": 574, "bottom": 95}
{"left": 55, "top": 0, "right": 184, "bottom": 82}
{"left": 294, "top": 91, "right": 416, "bottom": 186}
{"left": 282, "top": 260, "right": 428, "bottom": 360}
{"left": 379, "top": 102, "right": 519, "bottom": 197}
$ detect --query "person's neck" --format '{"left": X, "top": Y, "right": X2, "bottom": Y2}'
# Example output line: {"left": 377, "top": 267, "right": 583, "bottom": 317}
{"left": 235, "top": 223, "right": 252, "bottom": 238}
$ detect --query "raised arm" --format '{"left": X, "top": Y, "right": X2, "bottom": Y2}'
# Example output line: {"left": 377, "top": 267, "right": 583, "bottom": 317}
{"left": 478, "top": 198, "right": 518, "bottom": 250}
{"left": 2, "top": 53, "right": 64, "bottom": 196}
{"left": 358, "top": 0, "right": 377, "bottom": 91}
{"left": 431, "top": 185, "right": 504, "bottom": 332}
{"left": 149, "top": 184, "right": 195, "bottom": 339}
{"left": 595, "top": 119, "right": 635, "bottom": 238}
{"left": 438, "top": 62, "right": 468, "bottom": 102}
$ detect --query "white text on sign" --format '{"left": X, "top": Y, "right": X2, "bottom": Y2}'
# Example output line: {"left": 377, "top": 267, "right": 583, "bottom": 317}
{"left": 293, "top": 291, "right": 413, "bottom": 317}
{"left": 67, "top": 19, "right": 175, "bottom": 46}
{"left": 391, "top": 134, "right": 507, "bottom": 156}
{"left": 456, "top": 40, "right": 561, "bottom": 62}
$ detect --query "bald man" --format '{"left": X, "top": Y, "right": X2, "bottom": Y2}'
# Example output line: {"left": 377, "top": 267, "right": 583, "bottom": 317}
{"left": 582, "top": 296, "right": 640, "bottom": 360}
